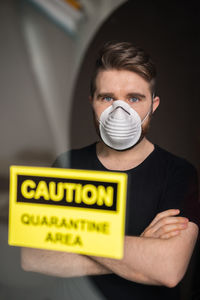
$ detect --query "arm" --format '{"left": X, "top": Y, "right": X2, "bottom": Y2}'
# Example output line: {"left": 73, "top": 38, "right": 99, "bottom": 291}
{"left": 90, "top": 221, "right": 199, "bottom": 287}
{"left": 21, "top": 209, "right": 190, "bottom": 281}
{"left": 21, "top": 247, "right": 111, "bottom": 277}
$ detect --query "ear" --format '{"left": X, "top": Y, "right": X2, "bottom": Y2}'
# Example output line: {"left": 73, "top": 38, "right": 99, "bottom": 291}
{"left": 152, "top": 96, "right": 160, "bottom": 113}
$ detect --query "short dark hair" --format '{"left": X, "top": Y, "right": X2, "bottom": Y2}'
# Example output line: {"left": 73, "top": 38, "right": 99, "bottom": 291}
{"left": 90, "top": 41, "right": 157, "bottom": 97}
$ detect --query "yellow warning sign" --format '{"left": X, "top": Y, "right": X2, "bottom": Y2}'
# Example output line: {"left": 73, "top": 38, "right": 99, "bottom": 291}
{"left": 9, "top": 166, "right": 127, "bottom": 259}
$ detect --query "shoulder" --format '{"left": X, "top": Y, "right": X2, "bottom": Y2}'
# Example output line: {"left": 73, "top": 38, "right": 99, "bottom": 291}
{"left": 71, "top": 143, "right": 96, "bottom": 156}
{"left": 52, "top": 143, "right": 97, "bottom": 169}
{"left": 152, "top": 145, "right": 199, "bottom": 207}
{"left": 154, "top": 145, "right": 197, "bottom": 176}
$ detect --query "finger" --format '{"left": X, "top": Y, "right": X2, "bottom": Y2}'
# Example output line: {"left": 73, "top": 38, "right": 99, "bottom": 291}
{"left": 142, "top": 219, "right": 188, "bottom": 238}
{"left": 154, "top": 222, "right": 188, "bottom": 238}
{"left": 149, "top": 209, "right": 180, "bottom": 227}
{"left": 148, "top": 216, "right": 189, "bottom": 233}
{"left": 160, "top": 230, "right": 180, "bottom": 239}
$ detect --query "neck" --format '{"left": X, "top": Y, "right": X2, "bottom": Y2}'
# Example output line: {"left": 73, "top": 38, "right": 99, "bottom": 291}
{"left": 96, "top": 138, "right": 154, "bottom": 171}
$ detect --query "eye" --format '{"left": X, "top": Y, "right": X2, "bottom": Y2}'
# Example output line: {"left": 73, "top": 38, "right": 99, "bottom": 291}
{"left": 129, "top": 97, "right": 140, "bottom": 103}
{"left": 103, "top": 96, "right": 113, "bottom": 102}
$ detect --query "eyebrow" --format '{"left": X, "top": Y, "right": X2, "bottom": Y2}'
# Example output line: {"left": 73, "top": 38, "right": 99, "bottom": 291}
{"left": 96, "top": 93, "right": 115, "bottom": 99}
{"left": 96, "top": 92, "right": 146, "bottom": 99}
{"left": 126, "top": 93, "right": 146, "bottom": 99}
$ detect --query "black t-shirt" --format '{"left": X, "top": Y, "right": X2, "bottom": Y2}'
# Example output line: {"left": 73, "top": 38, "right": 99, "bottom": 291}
{"left": 53, "top": 143, "right": 199, "bottom": 300}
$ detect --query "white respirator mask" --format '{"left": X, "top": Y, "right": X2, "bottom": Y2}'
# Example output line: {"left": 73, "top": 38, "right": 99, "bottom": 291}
{"left": 99, "top": 100, "right": 151, "bottom": 150}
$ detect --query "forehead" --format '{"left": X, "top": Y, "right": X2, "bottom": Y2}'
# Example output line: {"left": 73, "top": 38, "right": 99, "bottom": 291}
{"left": 95, "top": 69, "right": 151, "bottom": 94}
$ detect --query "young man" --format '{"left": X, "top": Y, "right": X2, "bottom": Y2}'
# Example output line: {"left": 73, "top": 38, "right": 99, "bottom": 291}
{"left": 21, "top": 42, "right": 199, "bottom": 299}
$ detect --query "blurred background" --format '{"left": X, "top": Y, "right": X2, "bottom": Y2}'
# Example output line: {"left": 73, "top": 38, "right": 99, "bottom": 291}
{"left": 0, "top": 0, "right": 199, "bottom": 299}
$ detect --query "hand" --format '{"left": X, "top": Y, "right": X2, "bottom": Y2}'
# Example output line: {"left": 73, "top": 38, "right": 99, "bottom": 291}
{"left": 141, "top": 209, "right": 189, "bottom": 239}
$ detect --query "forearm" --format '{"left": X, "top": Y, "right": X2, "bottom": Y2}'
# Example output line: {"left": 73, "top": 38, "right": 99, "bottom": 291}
{"left": 90, "top": 223, "right": 198, "bottom": 287}
{"left": 21, "top": 247, "right": 111, "bottom": 277}
{"left": 21, "top": 223, "right": 198, "bottom": 284}
{"left": 90, "top": 236, "right": 167, "bottom": 286}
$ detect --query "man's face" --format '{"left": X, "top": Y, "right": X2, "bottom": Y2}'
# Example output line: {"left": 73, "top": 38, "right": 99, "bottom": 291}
{"left": 90, "top": 69, "right": 159, "bottom": 141}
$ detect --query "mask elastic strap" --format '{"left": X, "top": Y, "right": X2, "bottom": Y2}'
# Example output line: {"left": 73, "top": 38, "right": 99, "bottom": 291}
{"left": 141, "top": 110, "right": 150, "bottom": 124}
{"left": 141, "top": 103, "right": 153, "bottom": 124}
{"left": 141, "top": 94, "right": 155, "bottom": 124}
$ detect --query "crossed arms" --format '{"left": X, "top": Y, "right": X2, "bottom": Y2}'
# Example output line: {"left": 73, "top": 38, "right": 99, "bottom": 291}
{"left": 21, "top": 209, "right": 199, "bottom": 287}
